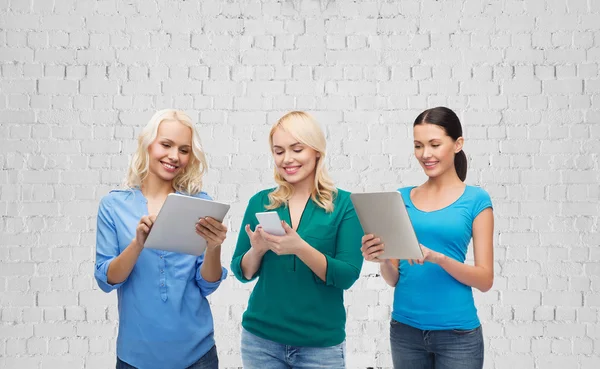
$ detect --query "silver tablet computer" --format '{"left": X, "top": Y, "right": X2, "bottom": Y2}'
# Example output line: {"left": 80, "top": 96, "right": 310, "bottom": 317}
{"left": 144, "top": 193, "right": 231, "bottom": 256}
{"left": 350, "top": 191, "right": 423, "bottom": 260}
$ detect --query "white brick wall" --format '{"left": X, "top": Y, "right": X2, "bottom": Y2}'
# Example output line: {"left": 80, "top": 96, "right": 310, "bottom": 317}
{"left": 0, "top": 0, "right": 598, "bottom": 368}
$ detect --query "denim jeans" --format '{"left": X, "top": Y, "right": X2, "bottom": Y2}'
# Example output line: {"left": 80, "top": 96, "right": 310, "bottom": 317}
{"left": 389, "top": 319, "right": 484, "bottom": 369}
{"left": 116, "top": 345, "right": 218, "bottom": 369}
{"left": 241, "top": 328, "right": 345, "bottom": 369}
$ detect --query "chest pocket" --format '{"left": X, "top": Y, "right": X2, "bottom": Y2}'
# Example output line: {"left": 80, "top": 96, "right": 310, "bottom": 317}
{"left": 302, "top": 224, "right": 338, "bottom": 257}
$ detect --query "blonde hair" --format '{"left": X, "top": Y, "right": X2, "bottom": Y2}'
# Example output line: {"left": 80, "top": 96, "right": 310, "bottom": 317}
{"left": 266, "top": 111, "right": 337, "bottom": 213}
{"left": 125, "top": 109, "right": 208, "bottom": 195}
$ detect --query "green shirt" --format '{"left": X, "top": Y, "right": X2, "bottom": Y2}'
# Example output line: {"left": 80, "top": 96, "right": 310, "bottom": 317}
{"left": 231, "top": 188, "right": 364, "bottom": 347}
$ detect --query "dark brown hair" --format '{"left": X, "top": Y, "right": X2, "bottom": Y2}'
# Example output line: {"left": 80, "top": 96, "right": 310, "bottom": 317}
{"left": 414, "top": 107, "right": 467, "bottom": 181}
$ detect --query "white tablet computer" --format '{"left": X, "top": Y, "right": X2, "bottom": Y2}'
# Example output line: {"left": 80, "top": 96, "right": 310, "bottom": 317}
{"left": 350, "top": 191, "right": 423, "bottom": 260}
{"left": 144, "top": 193, "right": 230, "bottom": 256}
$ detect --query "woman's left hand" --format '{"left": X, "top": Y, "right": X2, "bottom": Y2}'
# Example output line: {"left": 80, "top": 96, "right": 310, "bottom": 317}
{"left": 408, "top": 244, "right": 447, "bottom": 265}
{"left": 196, "top": 217, "right": 228, "bottom": 250}
{"left": 258, "top": 221, "right": 306, "bottom": 255}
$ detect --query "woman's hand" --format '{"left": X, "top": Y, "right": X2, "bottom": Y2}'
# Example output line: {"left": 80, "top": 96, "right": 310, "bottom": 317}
{"left": 258, "top": 221, "right": 306, "bottom": 255}
{"left": 134, "top": 215, "right": 157, "bottom": 248}
{"left": 196, "top": 217, "right": 228, "bottom": 250}
{"left": 244, "top": 224, "right": 270, "bottom": 254}
{"left": 361, "top": 234, "right": 386, "bottom": 263}
{"left": 408, "top": 244, "right": 447, "bottom": 265}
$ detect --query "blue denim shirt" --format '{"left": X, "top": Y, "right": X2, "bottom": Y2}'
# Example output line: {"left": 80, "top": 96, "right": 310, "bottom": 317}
{"left": 94, "top": 188, "right": 227, "bottom": 369}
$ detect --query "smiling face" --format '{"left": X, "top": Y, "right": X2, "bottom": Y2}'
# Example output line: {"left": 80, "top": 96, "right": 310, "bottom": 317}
{"left": 413, "top": 123, "right": 463, "bottom": 180}
{"left": 271, "top": 127, "right": 320, "bottom": 188}
{"left": 147, "top": 119, "right": 193, "bottom": 183}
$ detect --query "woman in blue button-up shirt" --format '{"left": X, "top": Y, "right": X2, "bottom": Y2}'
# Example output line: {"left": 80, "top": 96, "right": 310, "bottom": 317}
{"left": 94, "top": 109, "right": 228, "bottom": 369}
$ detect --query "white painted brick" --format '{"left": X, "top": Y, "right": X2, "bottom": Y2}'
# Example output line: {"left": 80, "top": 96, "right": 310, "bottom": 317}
{"left": 0, "top": 4, "right": 597, "bottom": 368}
{"left": 48, "top": 338, "right": 69, "bottom": 355}
{"left": 555, "top": 307, "right": 577, "bottom": 322}
{"left": 26, "top": 336, "right": 47, "bottom": 355}
{"left": 0, "top": 324, "right": 33, "bottom": 339}
{"left": 40, "top": 355, "right": 85, "bottom": 369}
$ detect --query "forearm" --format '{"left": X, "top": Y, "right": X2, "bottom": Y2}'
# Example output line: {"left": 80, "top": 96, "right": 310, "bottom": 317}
{"left": 240, "top": 247, "right": 266, "bottom": 280}
{"left": 106, "top": 239, "right": 143, "bottom": 284}
{"left": 380, "top": 259, "right": 399, "bottom": 287}
{"left": 438, "top": 256, "right": 493, "bottom": 292}
{"left": 295, "top": 241, "right": 328, "bottom": 282}
{"left": 200, "top": 246, "right": 223, "bottom": 283}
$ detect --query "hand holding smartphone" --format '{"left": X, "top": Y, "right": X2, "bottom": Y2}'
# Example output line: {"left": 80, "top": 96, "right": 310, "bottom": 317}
{"left": 255, "top": 211, "right": 286, "bottom": 236}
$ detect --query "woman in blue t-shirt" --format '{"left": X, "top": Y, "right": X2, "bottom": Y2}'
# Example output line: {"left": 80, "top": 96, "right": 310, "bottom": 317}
{"left": 362, "top": 107, "right": 494, "bottom": 369}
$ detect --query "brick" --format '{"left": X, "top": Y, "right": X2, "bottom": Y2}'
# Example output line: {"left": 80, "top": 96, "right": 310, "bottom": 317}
{"left": 79, "top": 80, "right": 119, "bottom": 95}
{"left": 0, "top": 324, "right": 33, "bottom": 338}
{"left": 544, "top": 80, "right": 583, "bottom": 94}
{"left": 0, "top": 47, "right": 34, "bottom": 62}
{"left": 116, "top": 50, "right": 158, "bottom": 64}
{"left": 32, "top": 322, "right": 75, "bottom": 338}
{"left": 38, "top": 79, "right": 77, "bottom": 94}
{"left": 0, "top": 5, "right": 597, "bottom": 367}
{"left": 76, "top": 322, "right": 117, "bottom": 337}
{"left": 76, "top": 49, "right": 115, "bottom": 63}
{"left": 0, "top": 14, "right": 40, "bottom": 29}
{"left": 40, "top": 356, "right": 85, "bottom": 369}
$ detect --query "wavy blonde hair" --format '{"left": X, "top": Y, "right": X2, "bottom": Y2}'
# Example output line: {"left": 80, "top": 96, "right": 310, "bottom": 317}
{"left": 125, "top": 109, "right": 208, "bottom": 195}
{"left": 266, "top": 111, "right": 337, "bottom": 213}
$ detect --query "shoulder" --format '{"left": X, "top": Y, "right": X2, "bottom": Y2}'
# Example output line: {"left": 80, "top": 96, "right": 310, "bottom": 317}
{"left": 396, "top": 186, "right": 415, "bottom": 201}
{"left": 97, "top": 188, "right": 138, "bottom": 221}
{"left": 100, "top": 188, "right": 137, "bottom": 208}
{"left": 333, "top": 188, "right": 355, "bottom": 214}
{"left": 246, "top": 187, "right": 276, "bottom": 206}
{"left": 255, "top": 187, "right": 276, "bottom": 200}
{"left": 465, "top": 185, "right": 492, "bottom": 202}
{"left": 334, "top": 187, "right": 350, "bottom": 201}
{"left": 188, "top": 191, "right": 213, "bottom": 201}
{"left": 333, "top": 187, "right": 354, "bottom": 204}
{"left": 463, "top": 186, "right": 493, "bottom": 217}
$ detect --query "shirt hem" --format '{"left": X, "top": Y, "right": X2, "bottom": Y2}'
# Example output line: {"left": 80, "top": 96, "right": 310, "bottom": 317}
{"left": 391, "top": 312, "right": 481, "bottom": 331}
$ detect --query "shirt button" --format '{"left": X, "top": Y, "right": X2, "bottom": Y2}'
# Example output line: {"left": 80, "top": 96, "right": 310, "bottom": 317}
{"left": 160, "top": 270, "right": 164, "bottom": 274}
{"left": 160, "top": 255, "right": 163, "bottom": 259}
{"left": 161, "top": 283, "right": 164, "bottom": 286}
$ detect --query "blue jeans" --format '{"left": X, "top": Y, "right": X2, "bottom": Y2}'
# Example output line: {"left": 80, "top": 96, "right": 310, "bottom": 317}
{"left": 390, "top": 320, "right": 484, "bottom": 369}
{"left": 241, "top": 328, "right": 345, "bottom": 369}
{"left": 116, "top": 345, "right": 218, "bottom": 369}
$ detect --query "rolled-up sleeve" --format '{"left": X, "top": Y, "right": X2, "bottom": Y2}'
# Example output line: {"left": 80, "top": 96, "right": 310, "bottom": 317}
{"left": 195, "top": 253, "right": 228, "bottom": 297}
{"left": 191, "top": 191, "right": 230, "bottom": 296}
{"left": 321, "top": 203, "right": 364, "bottom": 290}
{"left": 94, "top": 197, "right": 126, "bottom": 293}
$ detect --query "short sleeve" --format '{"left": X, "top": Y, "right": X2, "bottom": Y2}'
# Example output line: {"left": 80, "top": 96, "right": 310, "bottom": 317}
{"left": 472, "top": 187, "right": 493, "bottom": 219}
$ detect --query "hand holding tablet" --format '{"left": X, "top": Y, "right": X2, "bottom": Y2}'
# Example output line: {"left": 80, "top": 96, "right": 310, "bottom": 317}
{"left": 350, "top": 191, "right": 423, "bottom": 260}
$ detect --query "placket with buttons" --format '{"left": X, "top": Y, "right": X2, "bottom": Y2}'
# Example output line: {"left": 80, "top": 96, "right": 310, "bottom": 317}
{"left": 159, "top": 252, "right": 167, "bottom": 301}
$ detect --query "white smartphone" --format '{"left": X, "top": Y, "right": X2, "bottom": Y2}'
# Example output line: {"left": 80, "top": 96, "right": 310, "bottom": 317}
{"left": 255, "top": 211, "right": 286, "bottom": 236}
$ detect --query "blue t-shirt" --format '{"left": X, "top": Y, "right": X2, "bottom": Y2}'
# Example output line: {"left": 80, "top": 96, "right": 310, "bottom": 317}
{"left": 392, "top": 185, "right": 493, "bottom": 330}
{"left": 94, "top": 188, "right": 228, "bottom": 369}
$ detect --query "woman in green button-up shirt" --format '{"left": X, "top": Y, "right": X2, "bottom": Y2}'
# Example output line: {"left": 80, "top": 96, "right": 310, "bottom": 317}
{"left": 231, "top": 111, "right": 364, "bottom": 368}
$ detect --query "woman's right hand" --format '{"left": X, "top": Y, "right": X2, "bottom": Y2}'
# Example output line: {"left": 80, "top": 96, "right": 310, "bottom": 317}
{"left": 134, "top": 215, "right": 157, "bottom": 248}
{"left": 361, "top": 234, "right": 386, "bottom": 263}
{"left": 245, "top": 224, "right": 270, "bottom": 254}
